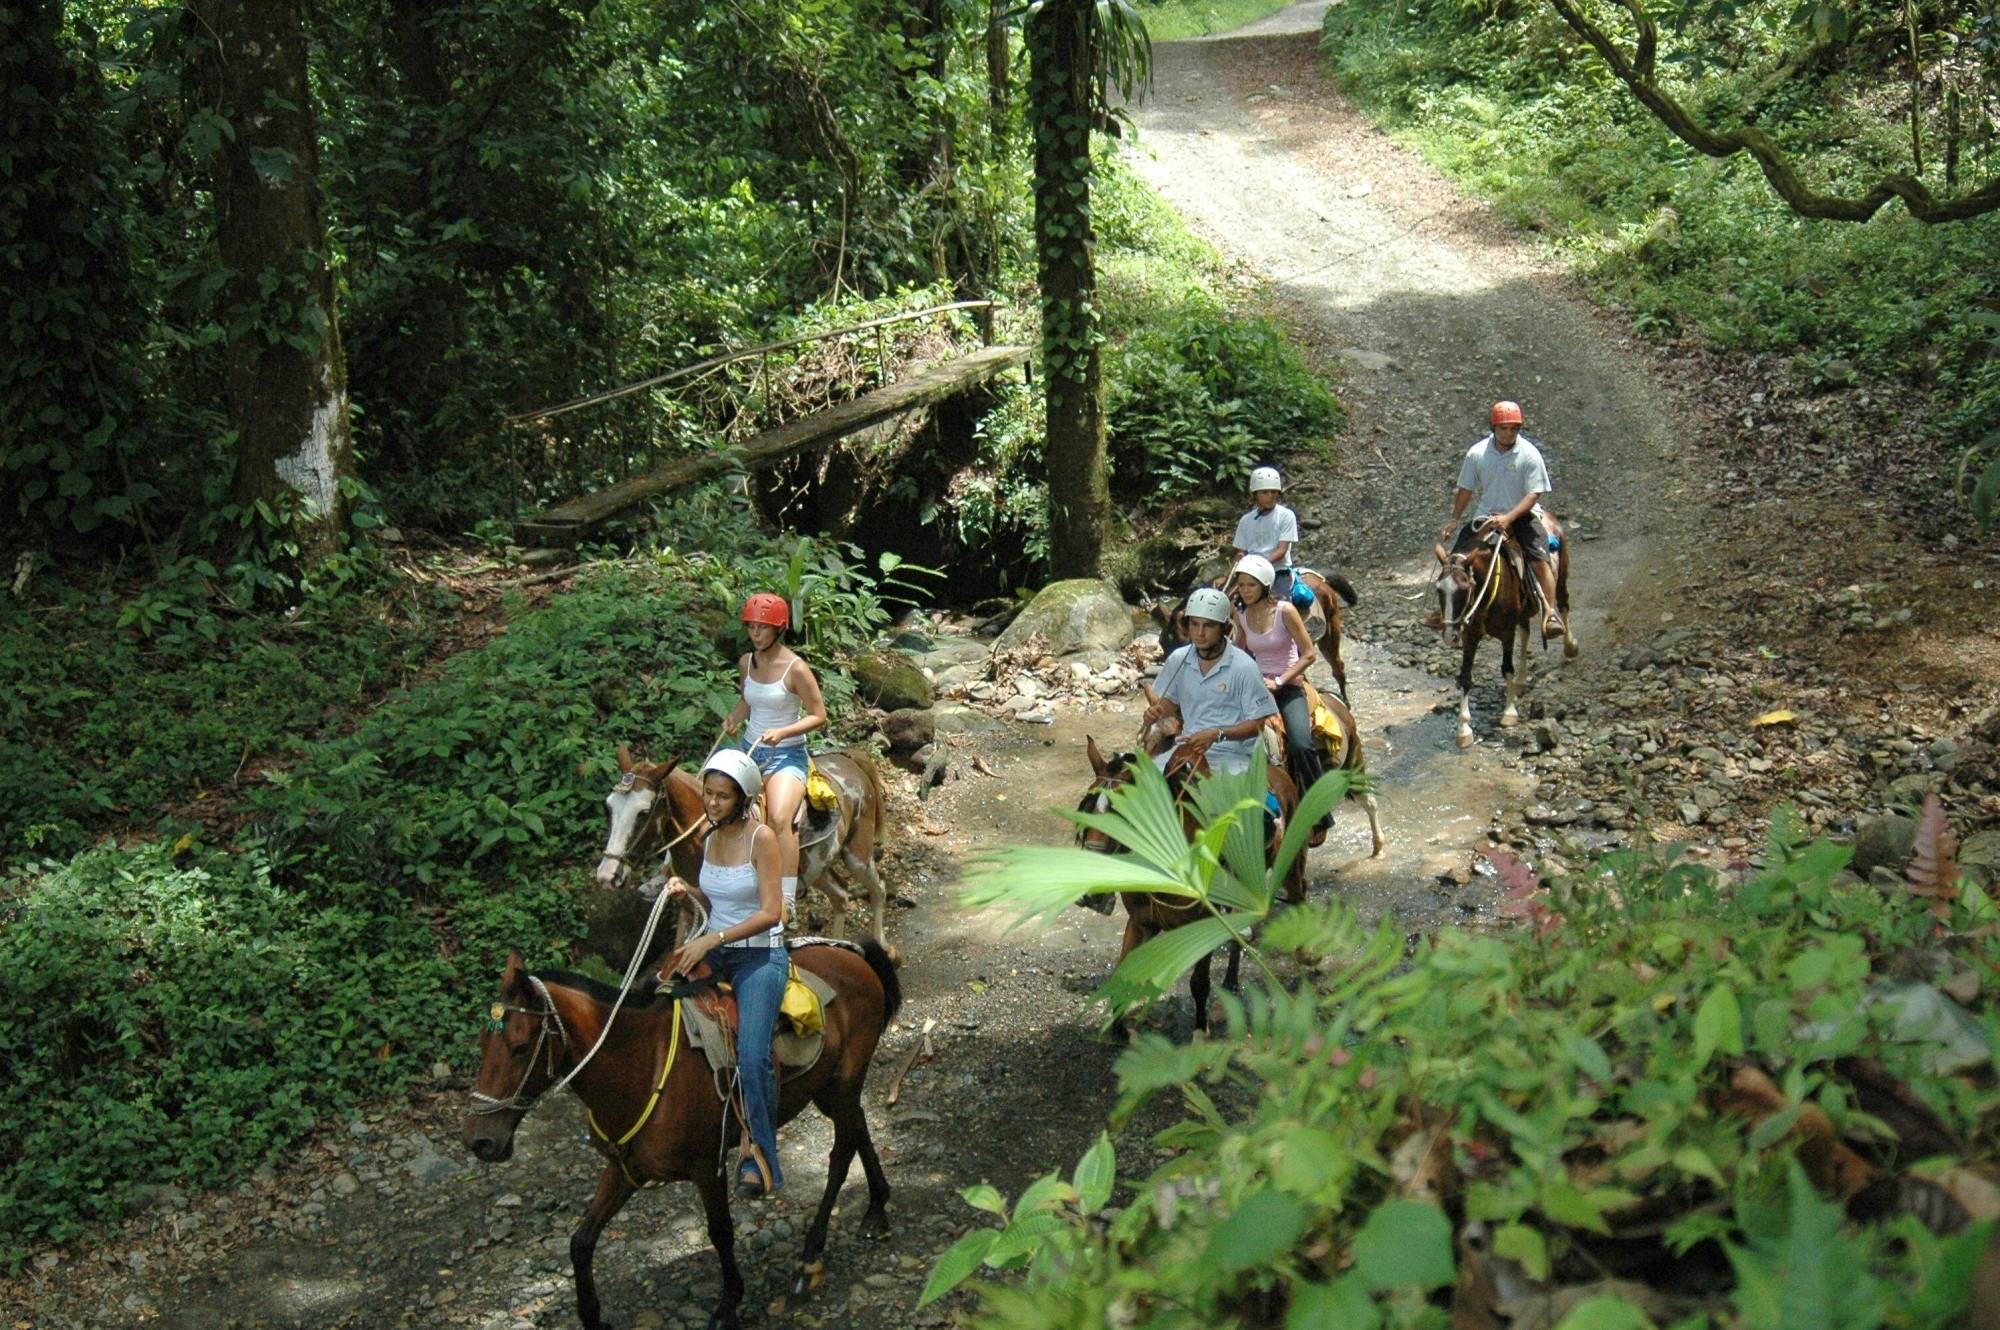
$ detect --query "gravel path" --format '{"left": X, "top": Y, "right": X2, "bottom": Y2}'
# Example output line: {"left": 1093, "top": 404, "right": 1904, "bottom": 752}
{"left": 14, "top": 6, "right": 1998, "bottom": 1329}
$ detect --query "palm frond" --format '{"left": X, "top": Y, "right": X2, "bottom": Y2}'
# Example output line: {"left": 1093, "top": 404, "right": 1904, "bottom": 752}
{"left": 1093, "top": 915, "right": 1241, "bottom": 1016}
{"left": 1266, "top": 769, "right": 1354, "bottom": 894}
{"left": 960, "top": 845, "right": 1192, "bottom": 929}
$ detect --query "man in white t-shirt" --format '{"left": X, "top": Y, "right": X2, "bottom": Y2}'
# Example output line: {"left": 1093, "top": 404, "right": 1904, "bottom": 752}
{"left": 1436, "top": 400, "right": 1564, "bottom": 635}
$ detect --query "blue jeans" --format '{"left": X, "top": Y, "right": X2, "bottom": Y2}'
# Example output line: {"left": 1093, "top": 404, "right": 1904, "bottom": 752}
{"left": 706, "top": 943, "right": 788, "bottom": 1192}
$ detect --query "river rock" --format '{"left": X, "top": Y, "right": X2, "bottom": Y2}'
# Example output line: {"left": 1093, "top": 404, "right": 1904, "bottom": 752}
{"left": 1852, "top": 814, "right": 1917, "bottom": 877}
{"left": 849, "top": 649, "right": 934, "bottom": 710}
{"left": 881, "top": 708, "right": 936, "bottom": 753}
{"left": 994, "top": 579, "right": 1134, "bottom": 657}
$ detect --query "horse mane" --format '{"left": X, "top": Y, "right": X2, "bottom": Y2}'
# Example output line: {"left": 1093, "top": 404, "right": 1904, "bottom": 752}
{"left": 531, "top": 968, "right": 662, "bottom": 1010}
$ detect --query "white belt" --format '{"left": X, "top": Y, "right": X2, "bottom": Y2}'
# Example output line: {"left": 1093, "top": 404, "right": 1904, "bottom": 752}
{"left": 720, "top": 934, "right": 782, "bottom": 949}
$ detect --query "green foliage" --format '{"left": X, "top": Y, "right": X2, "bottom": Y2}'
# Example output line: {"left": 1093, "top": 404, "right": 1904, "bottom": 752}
{"left": 1132, "top": 0, "right": 1300, "bottom": 41}
{"left": 0, "top": 842, "right": 512, "bottom": 1264}
{"left": 946, "top": 766, "right": 1999, "bottom": 1324}
{"left": 1321, "top": 0, "right": 2000, "bottom": 520}
{"left": 0, "top": 552, "right": 434, "bottom": 865}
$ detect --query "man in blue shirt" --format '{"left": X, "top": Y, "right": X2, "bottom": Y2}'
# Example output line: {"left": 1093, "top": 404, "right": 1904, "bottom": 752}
{"left": 1142, "top": 588, "right": 1278, "bottom": 776}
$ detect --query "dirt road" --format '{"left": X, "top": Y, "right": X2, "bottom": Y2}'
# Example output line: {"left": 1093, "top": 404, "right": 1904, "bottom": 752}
{"left": 10, "top": 8, "right": 1714, "bottom": 1329}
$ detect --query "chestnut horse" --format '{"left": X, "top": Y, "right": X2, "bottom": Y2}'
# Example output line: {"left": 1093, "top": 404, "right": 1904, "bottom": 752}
{"left": 1158, "top": 568, "right": 1360, "bottom": 700}
{"left": 595, "top": 745, "right": 897, "bottom": 962}
{"left": 1434, "top": 523, "right": 1577, "bottom": 748}
{"left": 1077, "top": 737, "right": 1301, "bottom": 1034}
{"left": 1260, "top": 685, "right": 1384, "bottom": 858}
{"left": 463, "top": 942, "right": 900, "bottom": 1330}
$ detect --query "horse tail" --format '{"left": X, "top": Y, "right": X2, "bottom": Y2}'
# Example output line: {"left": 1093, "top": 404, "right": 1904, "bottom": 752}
{"left": 860, "top": 939, "right": 903, "bottom": 1021}
{"left": 1325, "top": 572, "right": 1359, "bottom": 606}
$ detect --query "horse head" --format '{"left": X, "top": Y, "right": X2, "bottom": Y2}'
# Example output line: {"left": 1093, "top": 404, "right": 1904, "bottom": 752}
{"left": 463, "top": 952, "right": 570, "bottom": 1163}
{"left": 1078, "top": 735, "right": 1139, "bottom": 854}
{"left": 595, "top": 745, "right": 686, "bottom": 890}
{"left": 1434, "top": 548, "right": 1483, "bottom": 648}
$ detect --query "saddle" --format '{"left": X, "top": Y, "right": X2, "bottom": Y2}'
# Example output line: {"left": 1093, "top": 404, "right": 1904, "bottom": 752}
{"left": 675, "top": 961, "right": 838, "bottom": 1074}
{"left": 1261, "top": 678, "right": 1351, "bottom": 770}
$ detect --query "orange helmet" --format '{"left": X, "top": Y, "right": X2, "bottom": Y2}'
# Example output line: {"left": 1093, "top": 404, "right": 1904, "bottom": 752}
{"left": 740, "top": 593, "right": 790, "bottom": 629}
{"left": 1490, "top": 400, "right": 1524, "bottom": 426}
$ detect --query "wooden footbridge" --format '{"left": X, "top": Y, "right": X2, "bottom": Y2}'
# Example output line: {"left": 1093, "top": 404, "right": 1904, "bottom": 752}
{"left": 508, "top": 302, "right": 1030, "bottom": 547}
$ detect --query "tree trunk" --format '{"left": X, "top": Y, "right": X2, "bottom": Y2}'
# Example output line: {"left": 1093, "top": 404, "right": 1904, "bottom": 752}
{"left": 1027, "top": 0, "right": 1109, "bottom": 577}
{"left": 202, "top": 0, "right": 353, "bottom": 562}
{"left": 987, "top": 0, "right": 1011, "bottom": 147}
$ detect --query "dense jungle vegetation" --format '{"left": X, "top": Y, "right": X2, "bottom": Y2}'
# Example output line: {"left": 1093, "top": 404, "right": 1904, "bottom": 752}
{"left": 7, "top": 0, "right": 2000, "bottom": 1319}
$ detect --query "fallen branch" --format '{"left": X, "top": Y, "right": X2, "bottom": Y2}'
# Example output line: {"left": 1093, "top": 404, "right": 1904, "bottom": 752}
{"left": 884, "top": 1018, "right": 938, "bottom": 1106}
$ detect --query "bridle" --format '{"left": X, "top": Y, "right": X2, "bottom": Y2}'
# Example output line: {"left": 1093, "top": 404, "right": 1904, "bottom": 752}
{"left": 467, "top": 976, "right": 571, "bottom": 1116}
{"left": 601, "top": 769, "right": 708, "bottom": 879}
{"left": 1444, "top": 530, "right": 1507, "bottom": 636}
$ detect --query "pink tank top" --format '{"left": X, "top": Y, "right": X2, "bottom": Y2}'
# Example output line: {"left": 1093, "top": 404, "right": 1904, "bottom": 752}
{"left": 1237, "top": 607, "right": 1297, "bottom": 680}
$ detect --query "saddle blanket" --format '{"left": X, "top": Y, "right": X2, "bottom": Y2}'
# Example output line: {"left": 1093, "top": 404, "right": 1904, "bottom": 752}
{"left": 682, "top": 963, "right": 837, "bottom": 1074}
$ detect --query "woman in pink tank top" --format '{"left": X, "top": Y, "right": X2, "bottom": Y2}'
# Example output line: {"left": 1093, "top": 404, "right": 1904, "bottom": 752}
{"left": 1229, "top": 555, "right": 1326, "bottom": 823}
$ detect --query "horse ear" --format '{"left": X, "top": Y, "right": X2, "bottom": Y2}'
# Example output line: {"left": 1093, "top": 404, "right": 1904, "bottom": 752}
{"left": 501, "top": 950, "right": 524, "bottom": 993}
{"left": 616, "top": 744, "right": 633, "bottom": 772}
{"left": 659, "top": 756, "right": 680, "bottom": 777}
{"left": 1086, "top": 735, "right": 1110, "bottom": 778}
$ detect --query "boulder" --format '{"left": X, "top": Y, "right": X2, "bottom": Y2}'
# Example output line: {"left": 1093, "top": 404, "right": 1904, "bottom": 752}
{"left": 881, "top": 707, "right": 936, "bottom": 753}
{"left": 1851, "top": 814, "right": 1917, "bottom": 878}
{"left": 1105, "top": 533, "right": 1206, "bottom": 599}
{"left": 994, "top": 579, "right": 1134, "bottom": 657}
{"left": 849, "top": 649, "right": 934, "bottom": 711}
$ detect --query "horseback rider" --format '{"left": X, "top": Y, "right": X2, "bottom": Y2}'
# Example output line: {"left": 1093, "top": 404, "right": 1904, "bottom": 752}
{"left": 660, "top": 749, "right": 788, "bottom": 1198}
{"left": 1142, "top": 587, "right": 1278, "bottom": 776}
{"left": 1229, "top": 556, "right": 1328, "bottom": 840}
{"left": 1437, "top": 400, "right": 1565, "bottom": 637}
{"left": 720, "top": 593, "right": 827, "bottom": 921}
{"left": 1234, "top": 465, "right": 1300, "bottom": 605}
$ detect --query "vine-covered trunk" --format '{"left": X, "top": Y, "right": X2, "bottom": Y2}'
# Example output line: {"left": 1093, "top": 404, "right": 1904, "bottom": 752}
{"left": 203, "top": 0, "right": 353, "bottom": 561}
{"left": 1027, "top": 0, "right": 1109, "bottom": 577}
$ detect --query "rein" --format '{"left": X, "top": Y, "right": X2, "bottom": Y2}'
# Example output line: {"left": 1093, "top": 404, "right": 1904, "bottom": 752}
{"left": 600, "top": 769, "right": 710, "bottom": 870}
{"left": 1451, "top": 531, "right": 1507, "bottom": 633}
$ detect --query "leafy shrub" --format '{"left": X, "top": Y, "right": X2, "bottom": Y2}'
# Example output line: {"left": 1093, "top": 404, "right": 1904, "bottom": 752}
{"left": 941, "top": 769, "right": 1998, "bottom": 1325}
{"left": 0, "top": 842, "right": 534, "bottom": 1264}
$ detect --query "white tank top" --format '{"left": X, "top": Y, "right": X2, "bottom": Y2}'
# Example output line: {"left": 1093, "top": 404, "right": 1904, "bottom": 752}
{"left": 699, "top": 853, "right": 782, "bottom": 941}
{"left": 742, "top": 661, "right": 805, "bottom": 749}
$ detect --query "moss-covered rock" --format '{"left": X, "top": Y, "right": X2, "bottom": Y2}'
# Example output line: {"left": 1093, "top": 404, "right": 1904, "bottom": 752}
{"left": 849, "top": 649, "right": 935, "bottom": 710}
{"left": 994, "top": 578, "right": 1134, "bottom": 657}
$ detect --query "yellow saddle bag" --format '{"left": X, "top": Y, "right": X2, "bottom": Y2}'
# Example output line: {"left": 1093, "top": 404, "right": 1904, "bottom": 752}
{"left": 781, "top": 963, "right": 825, "bottom": 1037}
{"left": 804, "top": 757, "right": 839, "bottom": 812}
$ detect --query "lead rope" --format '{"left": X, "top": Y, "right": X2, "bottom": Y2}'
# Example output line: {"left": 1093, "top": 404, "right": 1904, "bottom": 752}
{"left": 541, "top": 854, "right": 686, "bottom": 1098}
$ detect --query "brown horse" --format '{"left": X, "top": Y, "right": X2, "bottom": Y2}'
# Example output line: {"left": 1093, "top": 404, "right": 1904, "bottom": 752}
{"left": 1158, "top": 568, "right": 1360, "bottom": 700}
{"left": 1077, "top": 737, "right": 1303, "bottom": 1033}
{"left": 1434, "top": 523, "right": 1577, "bottom": 748}
{"left": 1260, "top": 683, "right": 1384, "bottom": 858}
{"left": 596, "top": 745, "right": 898, "bottom": 962}
{"left": 463, "top": 942, "right": 900, "bottom": 1330}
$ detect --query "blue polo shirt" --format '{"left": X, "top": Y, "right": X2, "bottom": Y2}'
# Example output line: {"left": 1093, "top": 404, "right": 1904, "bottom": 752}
{"left": 1153, "top": 643, "right": 1278, "bottom": 774}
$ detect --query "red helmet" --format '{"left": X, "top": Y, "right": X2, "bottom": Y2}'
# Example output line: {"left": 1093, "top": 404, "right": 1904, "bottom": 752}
{"left": 741, "top": 593, "right": 790, "bottom": 629}
{"left": 1490, "top": 400, "right": 1524, "bottom": 426}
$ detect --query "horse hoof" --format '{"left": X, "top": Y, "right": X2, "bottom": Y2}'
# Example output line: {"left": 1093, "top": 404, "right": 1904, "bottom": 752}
{"left": 884, "top": 944, "right": 903, "bottom": 969}
{"left": 794, "top": 1260, "right": 826, "bottom": 1294}
{"left": 861, "top": 1212, "right": 891, "bottom": 1241}
{"left": 1564, "top": 640, "right": 1580, "bottom": 660}
{"left": 1499, "top": 713, "right": 1518, "bottom": 729}
{"left": 1456, "top": 732, "right": 1475, "bottom": 749}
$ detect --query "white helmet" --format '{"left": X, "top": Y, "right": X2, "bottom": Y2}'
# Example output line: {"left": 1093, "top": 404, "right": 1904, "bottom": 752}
{"left": 1184, "top": 587, "right": 1234, "bottom": 624}
{"left": 700, "top": 749, "right": 764, "bottom": 804}
{"left": 1248, "top": 465, "right": 1283, "bottom": 493}
{"left": 1230, "top": 555, "right": 1275, "bottom": 589}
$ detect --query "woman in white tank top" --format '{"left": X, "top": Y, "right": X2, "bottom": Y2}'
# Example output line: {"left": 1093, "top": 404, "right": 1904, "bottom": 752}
{"left": 721, "top": 594, "right": 827, "bottom": 919}
{"left": 661, "top": 748, "right": 788, "bottom": 1197}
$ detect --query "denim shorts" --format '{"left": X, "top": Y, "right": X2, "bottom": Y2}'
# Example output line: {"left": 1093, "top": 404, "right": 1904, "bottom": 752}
{"left": 746, "top": 741, "right": 809, "bottom": 783}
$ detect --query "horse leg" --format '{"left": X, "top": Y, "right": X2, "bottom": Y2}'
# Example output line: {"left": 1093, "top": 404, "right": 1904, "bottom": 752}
{"left": 1499, "top": 628, "right": 1521, "bottom": 729}
{"left": 570, "top": 1164, "right": 637, "bottom": 1330}
{"left": 798, "top": 1092, "right": 891, "bottom": 1294}
{"left": 1110, "top": 908, "right": 1146, "bottom": 1041}
{"left": 1456, "top": 642, "right": 1478, "bottom": 749}
{"left": 1189, "top": 946, "right": 1214, "bottom": 1036}
{"left": 695, "top": 1167, "right": 746, "bottom": 1330}
{"left": 1363, "top": 790, "right": 1385, "bottom": 857}
{"left": 1558, "top": 549, "right": 1579, "bottom": 659}
{"left": 1223, "top": 940, "right": 1242, "bottom": 993}
{"left": 1322, "top": 620, "right": 1350, "bottom": 703}
{"left": 801, "top": 843, "right": 853, "bottom": 937}
{"left": 840, "top": 844, "right": 896, "bottom": 967}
